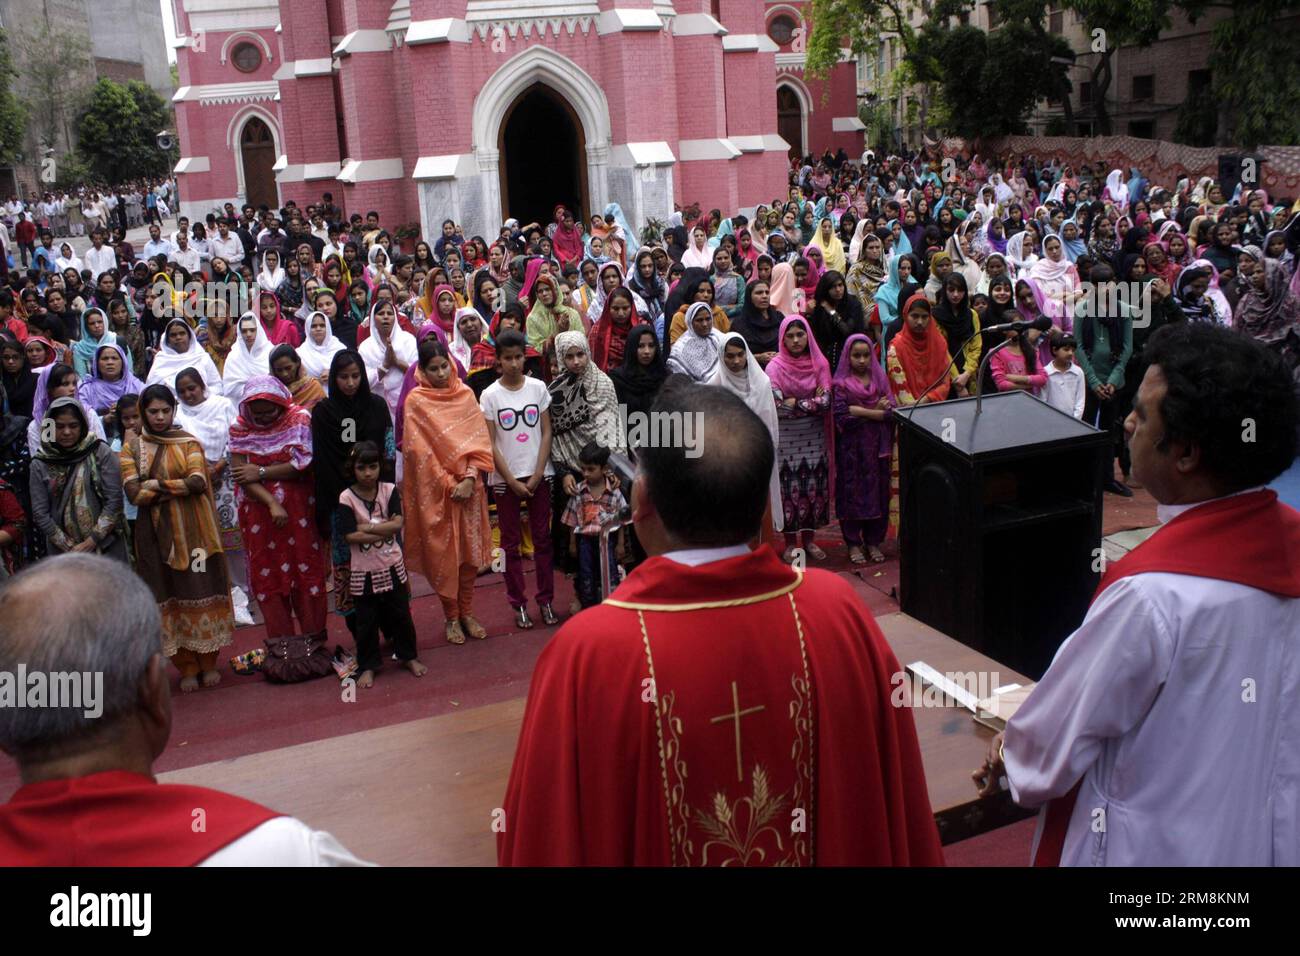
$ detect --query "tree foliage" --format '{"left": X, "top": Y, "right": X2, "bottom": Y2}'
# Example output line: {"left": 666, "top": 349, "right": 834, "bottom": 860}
{"left": 1195, "top": 0, "right": 1300, "bottom": 147}
{"left": 76, "top": 78, "right": 177, "bottom": 183}
{"left": 14, "top": 24, "right": 94, "bottom": 152}
{"left": 0, "top": 31, "right": 26, "bottom": 165}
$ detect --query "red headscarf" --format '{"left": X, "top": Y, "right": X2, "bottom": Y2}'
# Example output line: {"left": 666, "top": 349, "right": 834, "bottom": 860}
{"left": 588, "top": 287, "right": 636, "bottom": 372}
{"left": 551, "top": 204, "right": 585, "bottom": 267}
{"left": 889, "top": 293, "right": 951, "bottom": 403}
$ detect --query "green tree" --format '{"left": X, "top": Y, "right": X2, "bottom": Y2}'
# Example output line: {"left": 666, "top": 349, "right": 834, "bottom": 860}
{"left": 0, "top": 31, "right": 27, "bottom": 165}
{"left": 14, "top": 24, "right": 94, "bottom": 153}
{"left": 77, "top": 78, "right": 177, "bottom": 183}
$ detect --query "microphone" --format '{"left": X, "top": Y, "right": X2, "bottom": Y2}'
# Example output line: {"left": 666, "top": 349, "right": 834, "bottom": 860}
{"left": 979, "top": 314, "right": 1054, "bottom": 335}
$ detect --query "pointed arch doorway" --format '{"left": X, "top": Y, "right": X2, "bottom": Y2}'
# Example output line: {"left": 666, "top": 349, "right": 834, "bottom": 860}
{"left": 498, "top": 84, "right": 588, "bottom": 229}
{"left": 777, "top": 84, "right": 805, "bottom": 160}
{"left": 240, "top": 117, "right": 278, "bottom": 210}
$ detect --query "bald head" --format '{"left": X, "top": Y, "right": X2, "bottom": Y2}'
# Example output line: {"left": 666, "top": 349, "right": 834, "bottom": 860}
{"left": 0, "top": 555, "right": 163, "bottom": 761}
{"left": 639, "top": 377, "right": 774, "bottom": 547}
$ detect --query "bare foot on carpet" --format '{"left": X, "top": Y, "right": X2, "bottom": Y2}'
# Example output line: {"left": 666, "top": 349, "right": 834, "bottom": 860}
{"left": 357, "top": 670, "right": 375, "bottom": 689}
{"left": 200, "top": 669, "right": 221, "bottom": 688}
{"left": 180, "top": 675, "right": 199, "bottom": 694}
{"left": 403, "top": 659, "right": 428, "bottom": 677}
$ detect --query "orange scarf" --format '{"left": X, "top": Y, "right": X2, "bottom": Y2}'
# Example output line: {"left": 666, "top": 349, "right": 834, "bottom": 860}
{"left": 401, "top": 369, "right": 494, "bottom": 601}
{"left": 890, "top": 321, "right": 951, "bottom": 403}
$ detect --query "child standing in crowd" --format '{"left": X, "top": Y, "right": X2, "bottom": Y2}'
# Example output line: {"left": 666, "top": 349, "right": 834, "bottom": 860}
{"left": 110, "top": 393, "right": 141, "bottom": 549}
{"left": 1042, "top": 332, "right": 1086, "bottom": 419}
{"left": 562, "top": 441, "right": 626, "bottom": 609}
{"left": 337, "top": 441, "right": 425, "bottom": 687}
{"left": 480, "top": 330, "right": 557, "bottom": 630}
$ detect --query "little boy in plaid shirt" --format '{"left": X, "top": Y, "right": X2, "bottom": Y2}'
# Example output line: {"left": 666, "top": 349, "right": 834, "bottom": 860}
{"left": 562, "top": 442, "right": 627, "bottom": 608}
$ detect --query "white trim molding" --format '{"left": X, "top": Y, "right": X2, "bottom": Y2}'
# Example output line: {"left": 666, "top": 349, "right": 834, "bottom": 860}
{"left": 220, "top": 30, "right": 274, "bottom": 65}
{"left": 727, "top": 134, "right": 789, "bottom": 154}
{"left": 721, "top": 34, "right": 779, "bottom": 53}
{"left": 832, "top": 116, "right": 868, "bottom": 132}
{"left": 175, "top": 81, "right": 279, "bottom": 106}
{"left": 303, "top": 162, "right": 343, "bottom": 180}
{"left": 337, "top": 158, "right": 406, "bottom": 184}
{"left": 671, "top": 13, "right": 725, "bottom": 36}
{"left": 610, "top": 142, "right": 676, "bottom": 167}
{"left": 334, "top": 30, "right": 393, "bottom": 55}
{"left": 174, "top": 156, "right": 211, "bottom": 175}
{"left": 406, "top": 18, "right": 472, "bottom": 44}
{"left": 466, "top": 1, "right": 599, "bottom": 19}
{"left": 293, "top": 58, "right": 335, "bottom": 77}
{"left": 413, "top": 153, "right": 478, "bottom": 181}
{"left": 677, "top": 138, "right": 742, "bottom": 161}
{"left": 595, "top": 9, "right": 662, "bottom": 34}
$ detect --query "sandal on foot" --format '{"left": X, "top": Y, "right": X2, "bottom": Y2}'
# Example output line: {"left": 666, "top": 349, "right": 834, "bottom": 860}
{"left": 539, "top": 604, "right": 559, "bottom": 626}
{"left": 868, "top": 546, "right": 887, "bottom": 564}
{"left": 848, "top": 547, "right": 867, "bottom": 566}
{"left": 805, "top": 543, "right": 828, "bottom": 561}
{"left": 445, "top": 621, "right": 466, "bottom": 645}
{"left": 514, "top": 606, "right": 534, "bottom": 630}
{"left": 461, "top": 616, "right": 487, "bottom": 640}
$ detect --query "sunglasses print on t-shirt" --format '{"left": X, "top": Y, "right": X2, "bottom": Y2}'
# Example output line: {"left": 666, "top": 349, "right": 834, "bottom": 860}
{"left": 498, "top": 403, "right": 540, "bottom": 441}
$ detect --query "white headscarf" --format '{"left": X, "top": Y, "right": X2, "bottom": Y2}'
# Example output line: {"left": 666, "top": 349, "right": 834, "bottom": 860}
{"left": 1104, "top": 169, "right": 1129, "bottom": 211}
{"left": 176, "top": 384, "right": 237, "bottom": 463}
{"left": 1005, "top": 230, "right": 1038, "bottom": 277}
{"left": 681, "top": 227, "right": 713, "bottom": 269}
{"left": 666, "top": 302, "right": 726, "bottom": 381}
{"left": 55, "top": 242, "right": 83, "bottom": 274}
{"left": 146, "top": 317, "right": 224, "bottom": 398}
{"left": 299, "top": 309, "right": 346, "bottom": 380}
{"left": 706, "top": 332, "right": 783, "bottom": 531}
{"left": 449, "top": 306, "right": 489, "bottom": 373}
{"left": 358, "top": 302, "right": 418, "bottom": 415}
{"left": 848, "top": 218, "right": 872, "bottom": 265}
{"left": 222, "top": 311, "right": 274, "bottom": 398}
{"left": 257, "top": 250, "right": 285, "bottom": 292}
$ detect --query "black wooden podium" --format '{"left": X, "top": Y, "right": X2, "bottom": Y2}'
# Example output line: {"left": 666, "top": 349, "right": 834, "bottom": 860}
{"left": 895, "top": 390, "right": 1111, "bottom": 678}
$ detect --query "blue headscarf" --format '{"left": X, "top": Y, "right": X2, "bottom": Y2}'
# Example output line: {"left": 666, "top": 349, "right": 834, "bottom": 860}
{"left": 603, "top": 202, "right": 640, "bottom": 258}
{"left": 1060, "top": 216, "right": 1088, "bottom": 263}
{"left": 71, "top": 308, "right": 117, "bottom": 380}
{"left": 875, "top": 253, "right": 916, "bottom": 333}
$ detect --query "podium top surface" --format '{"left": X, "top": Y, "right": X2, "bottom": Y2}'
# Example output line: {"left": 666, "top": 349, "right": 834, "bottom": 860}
{"left": 895, "top": 389, "right": 1107, "bottom": 458}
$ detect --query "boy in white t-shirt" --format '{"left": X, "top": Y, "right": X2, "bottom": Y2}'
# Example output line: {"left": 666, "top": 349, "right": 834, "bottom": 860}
{"left": 480, "top": 329, "right": 557, "bottom": 630}
{"left": 1042, "top": 332, "right": 1086, "bottom": 419}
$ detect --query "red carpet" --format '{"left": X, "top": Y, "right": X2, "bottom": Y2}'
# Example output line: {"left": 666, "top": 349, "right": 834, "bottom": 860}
{"left": 943, "top": 818, "right": 1037, "bottom": 866}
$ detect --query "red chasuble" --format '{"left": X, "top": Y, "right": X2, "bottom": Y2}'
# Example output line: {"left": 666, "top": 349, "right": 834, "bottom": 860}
{"left": 498, "top": 547, "right": 944, "bottom": 866}
{"left": 0, "top": 770, "right": 282, "bottom": 866}
{"left": 1033, "top": 489, "right": 1300, "bottom": 866}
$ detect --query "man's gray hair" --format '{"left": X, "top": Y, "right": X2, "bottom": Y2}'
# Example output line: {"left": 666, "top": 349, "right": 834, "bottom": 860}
{"left": 0, "top": 554, "right": 162, "bottom": 754}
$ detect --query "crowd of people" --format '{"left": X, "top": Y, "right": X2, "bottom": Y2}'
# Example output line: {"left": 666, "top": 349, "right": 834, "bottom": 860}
{"left": 1, "top": 147, "right": 1298, "bottom": 692}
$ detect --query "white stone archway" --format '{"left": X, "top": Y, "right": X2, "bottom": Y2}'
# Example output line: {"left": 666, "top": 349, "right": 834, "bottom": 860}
{"left": 471, "top": 46, "right": 612, "bottom": 233}
{"left": 776, "top": 76, "right": 811, "bottom": 161}
{"left": 226, "top": 106, "right": 283, "bottom": 207}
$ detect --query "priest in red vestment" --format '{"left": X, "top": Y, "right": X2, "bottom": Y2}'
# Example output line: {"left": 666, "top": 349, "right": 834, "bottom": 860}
{"left": 499, "top": 378, "right": 943, "bottom": 865}
{"left": 0, "top": 554, "right": 366, "bottom": 866}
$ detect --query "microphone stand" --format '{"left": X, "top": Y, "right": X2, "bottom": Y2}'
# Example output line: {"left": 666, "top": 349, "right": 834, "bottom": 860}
{"left": 900, "top": 326, "right": 986, "bottom": 426}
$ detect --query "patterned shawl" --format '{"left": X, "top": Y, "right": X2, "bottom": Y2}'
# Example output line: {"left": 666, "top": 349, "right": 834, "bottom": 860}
{"left": 228, "top": 375, "right": 313, "bottom": 468}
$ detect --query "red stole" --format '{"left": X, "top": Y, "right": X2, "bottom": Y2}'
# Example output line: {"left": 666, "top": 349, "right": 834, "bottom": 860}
{"left": 498, "top": 548, "right": 943, "bottom": 866}
{"left": 1033, "top": 489, "right": 1300, "bottom": 866}
{"left": 0, "top": 770, "right": 282, "bottom": 866}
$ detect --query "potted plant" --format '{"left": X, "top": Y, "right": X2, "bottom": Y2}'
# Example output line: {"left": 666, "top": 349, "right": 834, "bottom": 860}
{"left": 395, "top": 222, "right": 421, "bottom": 255}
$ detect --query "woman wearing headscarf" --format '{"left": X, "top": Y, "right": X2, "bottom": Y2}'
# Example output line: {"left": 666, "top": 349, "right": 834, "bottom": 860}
{"left": 808, "top": 217, "right": 847, "bottom": 273}
{"left": 626, "top": 248, "right": 667, "bottom": 340}
{"left": 310, "top": 349, "right": 394, "bottom": 627}
{"left": 944, "top": 227, "right": 984, "bottom": 293}
{"left": 298, "top": 309, "right": 347, "bottom": 384}
{"left": 588, "top": 286, "right": 639, "bottom": 374}
{"left": 1028, "top": 234, "right": 1081, "bottom": 329}
{"left": 874, "top": 252, "right": 917, "bottom": 342}
{"left": 766, "top": 315, "right": 831, "bottom": 563}
{"left": 708, "top": 331, "right": 783, "bottom": 540}
{"left": 29, "top": 396, "right": 126, "bottom": 560}
{"left": 256, "top": 290, "right": 302, "bottom": 348}
{"left": 709, "top": 244, "right": 747, "bottom": 322}
{"left": 172, "top": 366, "right": 242, "bottom": 579}
{"left": 1174, "top": 260, "right": 1232, "bottom": 325}
{"left": 767, "top": 260, "right": 804, "bottom": 319}
{"left": 832, "top": 333, "right": 894, "bottom": 565}
{"left": 667, "top": 301, "right": 728, "bottom": 382}
{"left": 666, "top": 273, "right": 729, "bottom": 346}
{"left": 1059, "top": 217, "right": 1087, "bottom": 263}
{"left": 78, "top": 343, "right": 143, "bottom": 438}
{"left": 1, "top": 334, "right": 37, "bottom": 419}
{"left": 229, "top": 374, "right": 329, "bottom": 644}
{"left": 257, "top": 248, "right": 285, "bottom": 293}
{"left": 526, "top": 272, "right": 582, "bottom": 369}
{"left": 221, "top": 312, "right": 274, "bottom": 400}
{"left": 359, "top": 300, "right": 419, "bottom": 424}
{"left": 608, "top": 323, "right": 667, "bottom": 424}
{"left": 68, "top": 307, "right": 114, "bottom": 379}
{"left": 403, "top": 338, "right": 495, "bottom": 644}
{"left": 270, "top": 343, "right": 327, "bottom": 411}
{"left": 26, "top": 362, "right": 106, "bottom": 457}
{"left": 1233, "top": 257, "right": 1300, "bottom": 345}
{"left": 0, "top": 381, "right": 29, "bottom": 568}
{"left": 932, "top": 272, "right": 981, "bottom": 391}
{"left": 807, "top": 269, "right": 865, "bottom": 373}
{"left": 550, "top": 205, "right": 586, "bottom": 269}
{"left": 54, "top": 242, "right": 83, "bottom": 275}
{"left": 120, "top": 382, "right": 233, "bottom": 690}
{"left": 681, "top": 225, "right": 713, "bottom": 270}
{"left": 730, "top": 278, "right": 785, "bottom": 366}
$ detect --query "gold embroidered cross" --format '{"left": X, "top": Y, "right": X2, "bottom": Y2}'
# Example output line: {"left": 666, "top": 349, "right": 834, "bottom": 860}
{"left": 711, "top": 681, "right": 766, "bottom": 783}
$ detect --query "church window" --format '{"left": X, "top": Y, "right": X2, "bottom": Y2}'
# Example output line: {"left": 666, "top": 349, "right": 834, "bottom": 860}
{"left": 231, "top": 42, "right": 263, "bottom": 74}
{"left": 768, "top": 15, "right": 798, "bottom": 46}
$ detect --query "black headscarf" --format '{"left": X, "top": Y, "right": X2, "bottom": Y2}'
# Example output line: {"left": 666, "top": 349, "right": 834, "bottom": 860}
{"left": 0, "top": 333, "right": 36, "bottom": 420}
{"left": 472, "top": 269, "right": 498, "bottom": 324}
{"left": 309, "top": 348, "right": 394, "bottom": 537}
{"left": 932, "top": 273, "right": 976, "bottom": 367}
{"left": 730, "top": 281, "right": 784, "bottom": 357}
{"left": 608, "top": 323, "right": 668, "bottom": 419}
{"left": 663, "top": 267, "right": 709, "bottom": 325}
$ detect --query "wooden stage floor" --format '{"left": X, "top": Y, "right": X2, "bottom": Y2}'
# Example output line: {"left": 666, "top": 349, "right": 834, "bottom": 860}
{"left": 161, "top": 612, "right": 1029, "bottom": 865}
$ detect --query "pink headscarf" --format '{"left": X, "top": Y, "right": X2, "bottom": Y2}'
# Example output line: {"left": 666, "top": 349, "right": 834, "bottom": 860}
{"left": 765, "top": 315, "right": 830, "bottom": 400}
{"left": 519, "top": 258, "right": 544, "bottom": 309}
{"left": 393, "top": 323, "right": 461, "bottom": 450}
{"left": 833, "top": 333, "right": 892, "bottom": 410}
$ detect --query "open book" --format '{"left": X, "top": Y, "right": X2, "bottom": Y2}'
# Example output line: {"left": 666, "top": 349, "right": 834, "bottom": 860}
{"left": 972, "top": 684, "right": 1037, "bottom": 733}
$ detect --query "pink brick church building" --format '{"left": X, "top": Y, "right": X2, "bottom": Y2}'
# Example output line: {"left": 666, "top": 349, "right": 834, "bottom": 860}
{"left": 171, "top": 0, "right": 863, "bottom": 237}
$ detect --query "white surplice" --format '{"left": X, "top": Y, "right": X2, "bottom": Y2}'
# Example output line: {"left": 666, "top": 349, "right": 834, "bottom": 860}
{"left": 1004, "top": 489, "right": 1300, "bottom": 866}
{"left": 199, "top": 816, "right": 373, "bottom": 866}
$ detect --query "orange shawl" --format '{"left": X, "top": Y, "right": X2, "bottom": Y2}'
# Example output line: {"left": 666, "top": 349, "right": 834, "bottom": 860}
{"left": 401, "top": 368, "right": 494, "bottom": 601}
